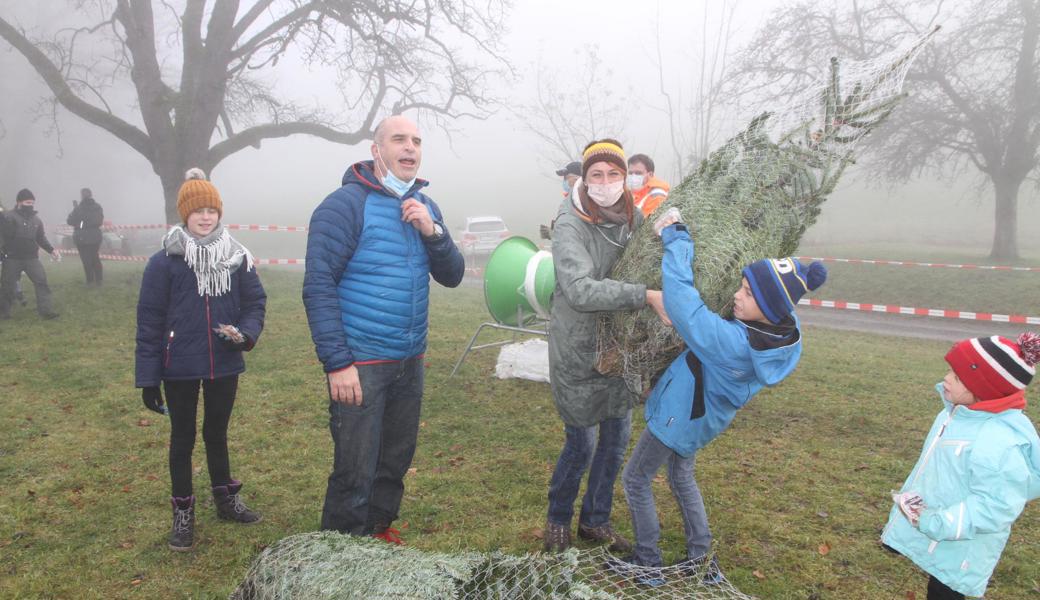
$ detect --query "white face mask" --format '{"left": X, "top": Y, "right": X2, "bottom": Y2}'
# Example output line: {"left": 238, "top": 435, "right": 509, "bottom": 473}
{"left": 626, "top": 174, "right": 646, "bottom": 190}
{"left": 586, "top": 181, "right": 625, "bottom": 207}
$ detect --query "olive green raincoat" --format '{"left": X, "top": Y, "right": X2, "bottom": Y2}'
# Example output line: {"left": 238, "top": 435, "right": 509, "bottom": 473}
{"left": 548, "top": 203, "right": 647, "bottom": 427}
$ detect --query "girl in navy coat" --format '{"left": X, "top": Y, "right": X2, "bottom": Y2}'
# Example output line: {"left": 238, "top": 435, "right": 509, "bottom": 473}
{"left": 135, "top": 169, "right": 266, "bottom": 551}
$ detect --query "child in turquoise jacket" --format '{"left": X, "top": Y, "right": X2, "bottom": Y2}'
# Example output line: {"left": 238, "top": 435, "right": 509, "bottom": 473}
{"left": 613, "top": 209, "right": 826, "bottom": 583}
{"left": 882, "top": 333, "right": 1040, "bottom": 599}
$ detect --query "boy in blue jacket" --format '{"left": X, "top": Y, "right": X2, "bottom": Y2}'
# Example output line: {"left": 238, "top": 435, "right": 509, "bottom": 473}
{"left": 614, "top": 208, "right": 826, "bottom": 583}
{"left": 881, "top": 333, "right": 1040, "bottom": 599}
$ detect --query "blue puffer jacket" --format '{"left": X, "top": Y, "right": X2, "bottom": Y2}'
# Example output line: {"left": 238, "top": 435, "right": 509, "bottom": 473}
{"left": 303, "top": 161, "right": 464, "bottom": 372}
{"left": 881, "top": 386, "right": 1040, "bottom": 597}
{"left": 135, "top": 251, "right": 266, "bottom": 386}
{"left": 644, "top": 225, "right": 803, "bottom": 457}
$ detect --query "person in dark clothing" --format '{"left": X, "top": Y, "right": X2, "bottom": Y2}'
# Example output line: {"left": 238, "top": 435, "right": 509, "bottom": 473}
{"left": 135, "top": 168, "right": 267, "bottom": 552}
{"left": 0, "top": 189, "right": 60, "bottom": 319}
{"left": 67, "top": 187, "right": 104, "bottom": 286}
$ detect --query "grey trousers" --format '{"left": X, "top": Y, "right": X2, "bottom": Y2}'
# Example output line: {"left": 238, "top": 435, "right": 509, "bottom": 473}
{"left": 621, "top": 428, "right": 712, "bottom": 566}
{"left": 0, "top": 258, "right": 54, "bottom": 317}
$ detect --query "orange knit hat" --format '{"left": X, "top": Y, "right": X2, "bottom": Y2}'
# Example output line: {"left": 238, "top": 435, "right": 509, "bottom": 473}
{"left": 177, "top": 168, "right": 222, "bottom": 223}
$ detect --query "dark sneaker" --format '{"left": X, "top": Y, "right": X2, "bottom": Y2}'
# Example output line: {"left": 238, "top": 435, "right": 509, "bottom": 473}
{"left": 212, "top": 480, "right": 262, "bottom": 524}
{"left": 675, "top": 554, "right": 726, "bottom": 585}
{"left": 604, "top": 554, "right": 666, "bottom": 587}
{"left": 543, "top": 521, "right": 571, "bottom": 553}
{"left": 577, "top": 522, "right": 633, "bottom": 554}
{"left": 168, "top": 496, "right": 195, "bottom": 551}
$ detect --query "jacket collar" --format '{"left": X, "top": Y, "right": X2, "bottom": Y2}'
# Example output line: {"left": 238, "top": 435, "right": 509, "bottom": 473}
{"left": 343, "top": 160, "right": 429, "bottom": 199}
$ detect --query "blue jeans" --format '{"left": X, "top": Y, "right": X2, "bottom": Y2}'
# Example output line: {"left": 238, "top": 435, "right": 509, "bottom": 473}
{"left": 320, "top": 357, "right": 424, "bottom": 534}
{"left": 547, "top": 411, "right": 631, "bottom": 527}
{"left": 622, "top": 428, "right": 712, "bottom": 566}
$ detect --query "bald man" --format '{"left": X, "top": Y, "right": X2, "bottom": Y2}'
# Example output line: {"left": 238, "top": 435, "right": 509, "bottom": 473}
{"left": 303, "top": 116, "right": 465, "bottom": 540}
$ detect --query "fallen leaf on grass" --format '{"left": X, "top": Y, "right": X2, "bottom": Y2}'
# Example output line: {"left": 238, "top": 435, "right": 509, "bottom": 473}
{"left": 531, "top": 528, "right": 544, "bottom": 540}
{"left": 652, "top": 474, "right": 666, "bottom": 484}
{"left": 905, "top": 592, "right": 916, "bottom": 600}
{"left": 406, "top": 468, "right": 418, "bottom": 476}
{"left": 120, "top": 541, "right": 134, "bottom": 549}
{"left": 449, "top": 444, "right": 463, "bottom": 452}
{"left": 130, "top": 574, "right": 144, "bottom": 586}
{"left": 144, "top": 474, "right": 158, "bottom": 481}
{"left": 122, "top": 485, "right": 131, "bottom": 493}
{"left": 816, "top": 511, "right": 829, "bottom": 518}
{"left": 854, "top": 464, "right": 869, "bottom": 471}
{"left": 752, "top": 570, "right": 766, "bottom": 580}
{"left": 433, "top": 451, "right": 444, "bottom": 458}
{"left": 137, "top": 419, "right": 151, "bottom": 427}
{"left": 818, "top": 542, "right": 831, "bottom": 556}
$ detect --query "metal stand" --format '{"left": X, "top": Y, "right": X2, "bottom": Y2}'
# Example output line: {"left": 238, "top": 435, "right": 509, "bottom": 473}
{"left": 450, "top": 306, "right": 547, "bottom": 377}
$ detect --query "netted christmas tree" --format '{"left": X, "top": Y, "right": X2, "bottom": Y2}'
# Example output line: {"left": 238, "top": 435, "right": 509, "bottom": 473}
{"left": 232, "top": 532, "right": 757, "bottom": 600}
{"left": 596, "top": 31, "right": 936, "bottom": 392}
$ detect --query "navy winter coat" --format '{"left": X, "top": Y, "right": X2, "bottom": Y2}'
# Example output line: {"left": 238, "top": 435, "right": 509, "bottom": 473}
{"left": 135, "top": 251, "right": 266, "bottom": 387}
{"left": 303, "top": 161, "right": 464, "bottom": 372}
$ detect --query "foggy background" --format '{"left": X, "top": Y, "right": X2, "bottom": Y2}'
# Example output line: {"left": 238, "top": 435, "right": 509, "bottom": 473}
{"left": 1, "top": 0, "right": 1037, "bottom": 260}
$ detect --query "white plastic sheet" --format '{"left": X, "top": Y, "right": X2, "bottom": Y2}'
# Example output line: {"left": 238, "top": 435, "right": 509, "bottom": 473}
{"left": 495, "top": 339, "right": 550, "bottom": 383}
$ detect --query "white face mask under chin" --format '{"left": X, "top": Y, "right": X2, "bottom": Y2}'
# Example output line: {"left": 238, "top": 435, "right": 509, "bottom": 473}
{"left": 586, "top": 181, "right": 624, "bottom": 207}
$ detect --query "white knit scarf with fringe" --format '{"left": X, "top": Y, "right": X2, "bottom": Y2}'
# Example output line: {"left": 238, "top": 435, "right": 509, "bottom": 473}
{"left": 163, "top": 224, "right": 254, "bottom": 297}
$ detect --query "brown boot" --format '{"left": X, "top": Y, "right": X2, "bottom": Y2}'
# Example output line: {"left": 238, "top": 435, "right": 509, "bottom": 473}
{"left": 578, "top": 522, "right": 633, "bottom": 554}
{"left": 543, "top": 521, "right": 571, "bottom": 553}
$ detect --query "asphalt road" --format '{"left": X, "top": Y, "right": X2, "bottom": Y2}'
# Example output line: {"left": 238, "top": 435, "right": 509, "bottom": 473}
{"left": 796, "top": 305, "right": 1029, "bottom": 342}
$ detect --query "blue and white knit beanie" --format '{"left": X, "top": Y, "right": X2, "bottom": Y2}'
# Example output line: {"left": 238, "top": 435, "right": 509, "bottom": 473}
{"left": 742, "top": 257, "right": 827, "bottom": 324}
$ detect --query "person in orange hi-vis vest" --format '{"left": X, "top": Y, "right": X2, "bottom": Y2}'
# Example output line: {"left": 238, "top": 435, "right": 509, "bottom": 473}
{"left": 627, "top": 154, "right": 670, "bottom": 217}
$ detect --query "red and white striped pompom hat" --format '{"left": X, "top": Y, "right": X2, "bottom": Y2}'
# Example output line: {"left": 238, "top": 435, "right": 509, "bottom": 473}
{"left": 945, "top": 333, "right": 1040, "bottom": 401}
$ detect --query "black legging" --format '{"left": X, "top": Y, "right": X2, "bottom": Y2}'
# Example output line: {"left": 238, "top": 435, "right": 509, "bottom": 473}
{"left": 927, "top": 575, "right": 964, "bottom": 600}
{"left": 75, "top": 242, "right": 102, "bottom": 284}
{"left": 164, "top": 376, "right": 238, "bottom": 497}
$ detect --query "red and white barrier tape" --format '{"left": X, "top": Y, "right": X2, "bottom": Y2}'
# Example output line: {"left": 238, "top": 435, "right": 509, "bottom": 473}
{"left": 795, "top": 256, "right": 1040, "bottom": 272}
{"left": 56, "top": 223, "right": 308, "bottom": 233}
{"left": 57, "top": 249, "right": 304, "bottom": 265}
{"left": 799, "top": 298, "right": 1040, "bottom": 325}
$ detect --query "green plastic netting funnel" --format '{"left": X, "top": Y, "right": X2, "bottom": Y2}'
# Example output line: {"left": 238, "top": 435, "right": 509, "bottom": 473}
{"left": 483, "top": 236, "right": 555, "bottom": 326}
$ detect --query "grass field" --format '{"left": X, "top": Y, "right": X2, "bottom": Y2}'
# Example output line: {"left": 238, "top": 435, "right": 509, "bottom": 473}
{"left": 1, "top": 261, "right": 1038, "bottom": 599}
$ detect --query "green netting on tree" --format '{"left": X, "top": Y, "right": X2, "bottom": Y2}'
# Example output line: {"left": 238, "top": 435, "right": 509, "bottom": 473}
{"left": 595, "top": 32, "right": 935, "bottom": 392}
{"left": 231, "top": 532, "right": 759, "bottom": 600}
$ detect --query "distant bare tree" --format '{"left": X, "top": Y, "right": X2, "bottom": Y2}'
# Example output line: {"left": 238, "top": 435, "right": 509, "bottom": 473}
{"left": 650, "top": 0, "right": 738, "bottom": 183}
{"left": 728, "top": 0, "right": 1039, "bottom": 260}
{"left": 0, "top": 0, "right": 509, "bottom": 222}
{"left": 514, "top": 46, "right": 632, "bottom": 172}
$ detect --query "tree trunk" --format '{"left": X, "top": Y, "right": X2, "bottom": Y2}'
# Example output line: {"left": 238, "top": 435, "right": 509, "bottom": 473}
{"left": 160, "top": 169, "right": 184, "bottom": 225}
{"left": 989, "top": 174, "right": 1022, "bottom": 261}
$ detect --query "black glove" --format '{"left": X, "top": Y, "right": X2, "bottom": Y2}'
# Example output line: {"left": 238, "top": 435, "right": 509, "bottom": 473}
{"left": 142, "top": 386, "right": 167, "bottom": 415}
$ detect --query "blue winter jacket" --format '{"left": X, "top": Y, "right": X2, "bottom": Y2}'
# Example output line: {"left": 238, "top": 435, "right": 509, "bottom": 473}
{"left": 135, "top": 252, "right": 267, "bottom": 387}
{"left": 644, "top": 225, "right": 803, "bottom": 457}
{"left": 302, "top": 161, "right": 464, "bottom": 372}
{"left": 881, "top": 385, "right": 1040, "bottom": 597}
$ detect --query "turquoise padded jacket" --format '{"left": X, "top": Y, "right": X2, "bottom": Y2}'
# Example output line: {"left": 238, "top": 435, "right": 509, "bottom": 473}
{"left": 881, "top": 385, "right": 1040, "bottom": 597}
{"left": 644, "top": 225, "right": 803, "bottom": 458}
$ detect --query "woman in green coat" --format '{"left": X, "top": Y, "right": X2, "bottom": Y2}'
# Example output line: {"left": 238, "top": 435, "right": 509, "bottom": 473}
{"left": 544, "top": 139, "right": 669, "bottom": 553}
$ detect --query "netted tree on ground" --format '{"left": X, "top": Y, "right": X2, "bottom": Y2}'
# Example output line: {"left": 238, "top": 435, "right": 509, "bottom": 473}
{"left": 595, "top": 31, "right": 936, "bottom": 392}
{"left": 232, "top": 532, "right": 756, "bottom": 600}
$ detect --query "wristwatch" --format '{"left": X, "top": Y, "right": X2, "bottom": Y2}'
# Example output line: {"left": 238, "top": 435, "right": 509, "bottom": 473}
{"left": 424, "top": 221, "right": 445, "bottom": 240}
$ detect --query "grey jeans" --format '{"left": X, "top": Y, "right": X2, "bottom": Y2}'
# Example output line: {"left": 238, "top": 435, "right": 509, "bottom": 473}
{"left": 621, "top": 428, "right": 712, "bottom": 566}
{"left": 0, "top": 257, "right": 53, "bottom": 317}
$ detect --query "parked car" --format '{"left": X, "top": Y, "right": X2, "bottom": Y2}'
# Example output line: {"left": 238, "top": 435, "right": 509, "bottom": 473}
{"left": 457, "top": 216, "right": 510, "bottom": 265}
{"left": 55, "top": 229, "right": 131, "bottom": 256}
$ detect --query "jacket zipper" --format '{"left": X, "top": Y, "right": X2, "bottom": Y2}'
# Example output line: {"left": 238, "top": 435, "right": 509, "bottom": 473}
{"left": 911, "top": 405, "right": 959, "bottom": 488}
{"left": 205, "top": 295, "right": 215, "bottom": 380}
{"left": 165, "top": 330, "right": 175, "bottom": 368}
